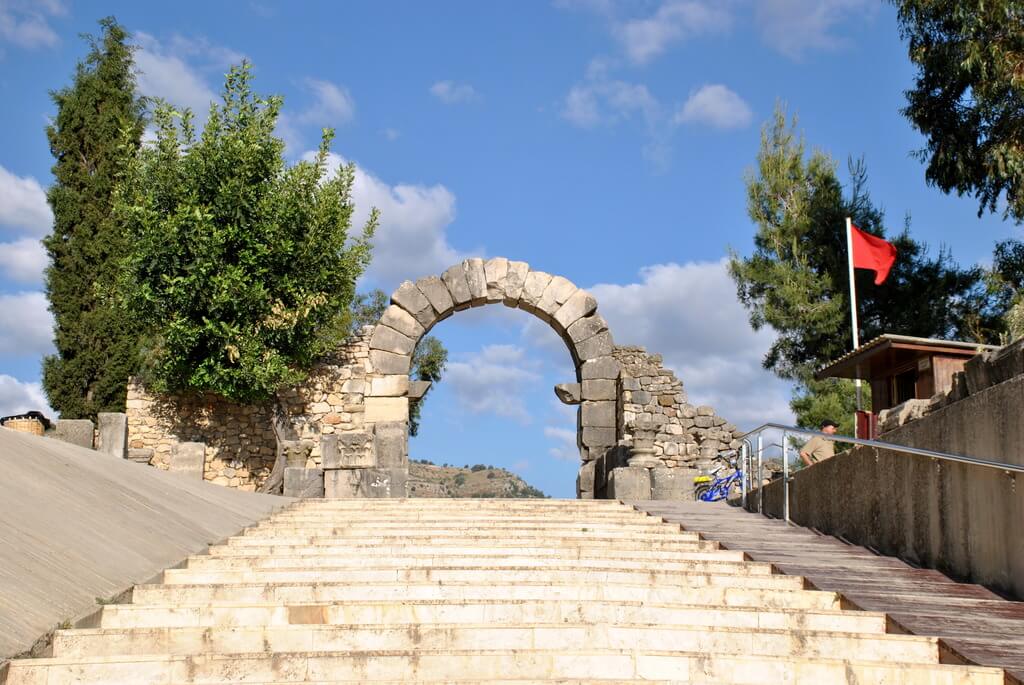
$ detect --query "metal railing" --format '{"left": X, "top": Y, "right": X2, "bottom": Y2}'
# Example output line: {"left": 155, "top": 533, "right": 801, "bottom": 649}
{"left": 734, "top": 422, "right": 1024, "bottom": 522}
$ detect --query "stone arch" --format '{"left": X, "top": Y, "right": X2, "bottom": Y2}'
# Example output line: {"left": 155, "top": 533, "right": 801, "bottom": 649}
{"left": 364, "top": 257, "right": 621, "bottom": 478}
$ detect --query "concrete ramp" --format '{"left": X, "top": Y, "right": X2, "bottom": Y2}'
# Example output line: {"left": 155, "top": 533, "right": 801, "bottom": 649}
{"left": 0, "top": 429, "right": 290, "bottom": 660}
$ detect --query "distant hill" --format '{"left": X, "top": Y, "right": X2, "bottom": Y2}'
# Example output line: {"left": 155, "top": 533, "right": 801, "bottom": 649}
{"left": 408, "top": 460, "right": 548, "bottom": 498}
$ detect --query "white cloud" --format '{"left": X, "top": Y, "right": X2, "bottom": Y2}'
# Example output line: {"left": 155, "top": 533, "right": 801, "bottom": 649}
{"left": 0, "top": 374, "right": 52, "bottom": 418}
{"left": 585, "top": 259, "right": 793, "bottom": 429}
{"left": 0, "top": 165, "right": 52, "bottom": 236}
{"left": 297, "top": 78, "right": 355, "bottom": 126}
{"left": 382, "top": 128, "right": 400, "bottom": 142}
{"left": 430, "top": 81, "right": 479, "bottom": 105}
{"left": 544, "top": 426, "right": 579, "bottom": 462}
{"left": 445, "top": 345, "right": 542, "bottom": 424}
{"left": 134, "top": 32, "right": 219, "bottom": 113}
{"left": 307, "top": 151, "right": 464, "bottom": 289}
{"left": 675, "top": 84, "right": 753, "bottom": 130}
{"left": 0, "top": 0, "right": 64, "bottom": 50}
{"left": 614, "top": 0, "right": 730, "bottom": 64}
{"left": 756, "top": 0, "right": 877, "bottom": 60}
{"left": 0, "top": 237, "right": 46, "bottom": 284}
{"left": 0, "top": 292, "right": 54, "bottom": 356}
{"left": 562, "top": 77, "right": 659, "bottom": 129}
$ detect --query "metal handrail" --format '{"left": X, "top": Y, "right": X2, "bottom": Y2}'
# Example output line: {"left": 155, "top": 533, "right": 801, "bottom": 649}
{"left": 735, "top": 422, "right": 1024, "bottom": 522}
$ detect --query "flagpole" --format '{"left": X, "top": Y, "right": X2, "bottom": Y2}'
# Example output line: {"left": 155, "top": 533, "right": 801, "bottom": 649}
{"left": 845, "top": 217, "right": 862, "bottom": 437}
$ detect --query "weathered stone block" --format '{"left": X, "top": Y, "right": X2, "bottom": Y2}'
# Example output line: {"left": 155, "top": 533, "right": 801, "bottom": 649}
{"left": 554, "top": 383, "right": 581, "bottom": 405}
{"left": 463, "top": 258, "right": 487, "bottom": 304}
{"left": 577, "top": 459, "right": 596, "bottom": 492}
{"left": 369, "top": 324, "right": 415, "bottom": 356}
{"left": 580, "top": 356, "right": 620, "bottom": 380}
{"left": 51, "top": 419, "right": 94, "bottom": 449}
{"left": 408, "top": 380, "right": 432, "bottom": 400}
{"left": 567, "top": 314, "right": 608, "bottom": 344}
{"left": 364, "top": 396, "right": 409, "bottom": 423}
{"left": 484, "top": 257, "right": 509, "bottom": 302}
{"left": 576, "top": 331, "right": 613, "bottom": 360}
{"left": 964, "top": 353, "right": 993, "bottom": 395}
{"left": 442, "top": 264, "right": 472, "bottom": 309}
{"left": 553, "top": 289, "right": 597, "bottom": 330}
{"left": 581, "top": 426, "right": 616, "bottom": 447}
{"left": 169, "top": 442, "right": 205, "bottom": 479}
{"left": 607, "top": 466, "right": 651, "bottom": 500}
{"left": 369, "top": 375, "right": 409, "bottom": 397}
{"left": 284, "top": 467, "right": 324, "bottom": 498}
{"left": 127, "top": 448, "right": 154, "bottom": 465}
{"left": 369, "top": 350, "right": 411, "bottom": 375}
{"left": 320, "top": 434, "right": 339, "bottom": 468}
{"left": 323, "top": 431, "right": 374, "bottom": 468}
{"left": 581, "top": 379, "right": 616, "bottom": 401}
{"left": 537, "top": 275, "right": 577, "bottom": 314}
{"left": 359, "top": 467, "right": 408, "bottom": 498}
{"left": 582, "top": 400, "right": 615, "bottom": 427}
{"left": 416, "top": 275, "right": 455, "bottom": 318}
{"left": 378, "top": 305, "right": 424, "bottom": 340}
{"left": 374, "top": 421, "right": 408, "bottom": 468}
{"left": 519, "top": 270, "right": 553, "bottom": 311}
{"left": 503, "top": 260, "right": 530, "bottom": 306}
{"left": 391, "top": 280, "right": 435, "bottom": 327}
{"left": 651, "top": 467, "right": 699, "bottom": 500}
{"left": 325, "top": 468, "right": 360, "bottom": 498}
{"left": 97, "top": 412, "right": 128, "bottom": 458}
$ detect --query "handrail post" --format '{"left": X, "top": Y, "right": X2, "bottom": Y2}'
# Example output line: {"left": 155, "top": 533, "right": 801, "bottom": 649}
{"left": 782, "top": 430, "right": 790, "bottom": 523}
{"left": 756, "top": 433, "right": 764, "bottom": 514}
{"left": 740, "top": 441, "right": 749, "bottom": 508}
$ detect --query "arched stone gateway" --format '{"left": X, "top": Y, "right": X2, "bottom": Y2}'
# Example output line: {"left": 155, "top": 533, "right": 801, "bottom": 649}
{"left": 365, "top": 258, "right": 621, "bottom": 480}
{"left": 126, "top": 256, "right": 742, "bottom": 500}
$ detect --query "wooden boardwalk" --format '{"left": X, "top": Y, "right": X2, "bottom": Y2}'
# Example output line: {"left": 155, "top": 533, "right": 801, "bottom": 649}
{"left": 633, "top": 500, "right": 1024, "bottom": 682}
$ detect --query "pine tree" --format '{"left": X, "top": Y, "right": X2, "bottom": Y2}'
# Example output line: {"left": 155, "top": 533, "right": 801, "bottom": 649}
{"left": 43, "top": 18, "right": 145, "bottom": 419}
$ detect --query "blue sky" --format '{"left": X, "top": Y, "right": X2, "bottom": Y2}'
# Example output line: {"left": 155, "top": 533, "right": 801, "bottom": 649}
{"left": 0, "top": 1, "right": 1017, "bottom": 497}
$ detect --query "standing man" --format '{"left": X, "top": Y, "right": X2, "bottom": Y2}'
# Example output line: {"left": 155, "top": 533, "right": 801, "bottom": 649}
{"left": 799, "top": 420, "right": 838, "bottom": 467}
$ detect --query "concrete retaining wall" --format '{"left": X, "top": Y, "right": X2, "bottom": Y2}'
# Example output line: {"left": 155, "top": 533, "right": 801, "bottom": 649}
{"left": 747, "top": 375, "right": 1024, "bottom": 599}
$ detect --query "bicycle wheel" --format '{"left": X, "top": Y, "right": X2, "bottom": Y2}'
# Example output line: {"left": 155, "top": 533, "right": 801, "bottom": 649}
{"left": 693, "top": 484, "right": 710, "bottom": 501}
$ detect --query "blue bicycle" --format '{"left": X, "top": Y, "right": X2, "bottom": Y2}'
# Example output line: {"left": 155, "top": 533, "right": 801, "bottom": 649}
{"left": 693, "top": 452, "right": 743, "bottom": 502}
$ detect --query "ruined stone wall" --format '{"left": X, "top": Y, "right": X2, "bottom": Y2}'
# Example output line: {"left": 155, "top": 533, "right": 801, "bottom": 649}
{"left": 126, "top": 327, "right": 374, "bottom": 489}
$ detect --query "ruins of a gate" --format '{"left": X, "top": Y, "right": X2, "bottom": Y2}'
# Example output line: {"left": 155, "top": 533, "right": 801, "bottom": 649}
{"left": 126, "top": 257, "right": 743, "bottom": 499}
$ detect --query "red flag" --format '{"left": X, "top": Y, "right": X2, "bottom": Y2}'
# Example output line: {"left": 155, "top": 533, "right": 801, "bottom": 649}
{"left": 850, "top": 223, "right": 897, "bottom": 285}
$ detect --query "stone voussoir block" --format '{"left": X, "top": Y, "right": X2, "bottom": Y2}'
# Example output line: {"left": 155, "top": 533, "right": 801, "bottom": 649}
{"left": 369, "top": 324, "right": 415, "bottom": 356}
{"left": 502, "top": 260, "right": 530, "bottom": 306}
{"left": 463, "top": 257, "right": 488, "bottom": 305}
{"left": 537, "top": 275, "right": 578, "bottom": 314}
{"left": 484, "top": 257, "right": 509, "bottom": 302}
{"left": 568, "top": 314, "right": 609, "bottom": 345}
{"left": 390, "top": 280, "right": 435, "bottom": 328}
{"left": 580, "top": 356, "right": 621, "bottom": 381}
{"left": 518, "top": 270, "right": 553, "bottom": 312}
{"left": 442, "top": 264, "right": 473, "bottom": 309}
{"left": 378, "top": 305, "right": 425, "bottom": 340}
{"left": 553, "top": 289, "right": 597, "bottom": 330}
{"left": 576, "top": 331, "right": 614, "bottom": 361}
{"left": 416, "top": 276, "right": 455, "bottom": 319}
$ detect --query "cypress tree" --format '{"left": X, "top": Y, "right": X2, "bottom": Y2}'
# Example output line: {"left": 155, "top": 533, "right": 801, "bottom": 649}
{"left": 43, "top": 18, "right": 145, "bottom": 419}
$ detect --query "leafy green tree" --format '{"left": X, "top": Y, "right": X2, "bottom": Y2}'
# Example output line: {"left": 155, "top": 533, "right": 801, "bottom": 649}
{"left": 350, "top": 289, "right": 448, "bottom": 436}
{"left": 43, "top": 18, "right": 145, "bottom": 419}
{"left": 730, "top": 106, "right": 997, "bottom": 429}
{"left": 987, "top": 239, "right": 1024, "bottom": 340}
{"left": 117, "top": 63, "right": 376, "bottom": 491}
{"left": 892, "top": 0, "right": 1024, "bottom": 222}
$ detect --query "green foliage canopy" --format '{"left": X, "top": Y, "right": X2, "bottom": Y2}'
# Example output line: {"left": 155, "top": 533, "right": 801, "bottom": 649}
{"left": 117, "top": 64, "right": 376, "bottom": 403}
{"left": 893, "top": 0, "right": 1024, "bottom": 222}
{"left": 43, "top": 18, "right": 145, "bottom": 419}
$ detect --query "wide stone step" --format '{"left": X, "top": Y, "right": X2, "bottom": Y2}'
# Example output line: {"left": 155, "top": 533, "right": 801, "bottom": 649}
{"left": 178, "top": 556, "right": 766, "bottom": 576}
{"left": 240, "top": 524, "right": 697, "bottom": 538}
{"left": 4, "top": 649, "right": 1007, "bottom": 684}
{"left": 131, "top": 576, "right": 810, "bottom": 605}
{"left": 271, "top": 513, "right": 658, "bottom": 522}
{"left": 218, "top": 537, "right": 720, "bottom": 554}
{"left": 93, "top": 596, "right": 856, "bottom": 630}
{"left": 159, "top": 564, "right": 777, "bottom": 586}
{"left": 225, "top": 532, "right": 706, "bottom": 546}
{"left": 51, "top": 623, "right": 945, "bottom": 662}
{"left": 205, "top": 540, "right": 725, "bottom": 557}
{"left": 185, "top": 550, "right": 750, "bottom": 570}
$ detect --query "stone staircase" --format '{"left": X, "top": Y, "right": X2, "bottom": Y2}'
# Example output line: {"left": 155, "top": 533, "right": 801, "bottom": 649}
{"left": 0, "top": 499, "right": 1013, "bottom": 684}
